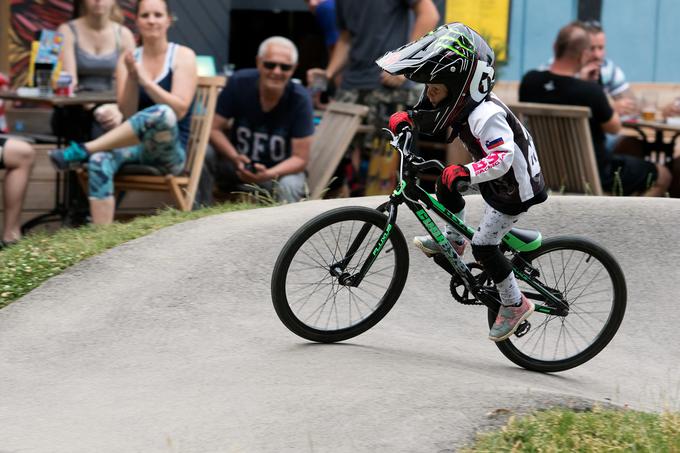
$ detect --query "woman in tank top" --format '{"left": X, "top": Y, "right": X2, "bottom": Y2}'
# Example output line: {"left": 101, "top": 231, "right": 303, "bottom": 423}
{"left": 55, "top": 0, "right": 135, "bottom": 139}
{"left": 48, "top": 0, "right": 198, "bottom": 225}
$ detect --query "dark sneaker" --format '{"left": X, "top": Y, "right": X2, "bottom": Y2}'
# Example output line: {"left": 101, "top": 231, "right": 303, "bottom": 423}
{"left": 488, "top": 295, "right": 534, "bottom": 342}
{"left": 413, "top": 234, "right": 466, "bottom": 257}
{"left": 48, "top": 141, "right": 88, "bottom": 171}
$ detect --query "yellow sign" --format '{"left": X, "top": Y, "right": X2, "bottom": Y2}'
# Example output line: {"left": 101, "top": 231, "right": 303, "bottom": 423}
{"left": 445, "top": 0, "right": 510, "bottom": 61}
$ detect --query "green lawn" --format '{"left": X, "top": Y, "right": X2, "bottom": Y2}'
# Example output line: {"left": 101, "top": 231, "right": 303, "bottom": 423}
{"left": 0, "top": 202, "right": 256, "bottom": 309}
{"left": 462, "top": 406, "right": 680, "bottom": 452}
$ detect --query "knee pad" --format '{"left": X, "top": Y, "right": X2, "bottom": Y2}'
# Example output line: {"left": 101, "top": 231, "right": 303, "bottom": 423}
{"left": 435, "top": 175, "right": 465, "bottom": 213}
{"left": 471, "top": 244, "right": 512, "bottom": 284}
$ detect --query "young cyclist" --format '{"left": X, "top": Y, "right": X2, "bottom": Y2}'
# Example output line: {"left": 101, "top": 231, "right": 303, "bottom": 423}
{"left": 376, "top": 23, "right": 548, "bottom": 341}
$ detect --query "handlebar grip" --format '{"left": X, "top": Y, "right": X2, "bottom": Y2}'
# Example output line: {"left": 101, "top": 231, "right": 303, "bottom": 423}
{"left": 455, "top": 180, "right": 471, "bottom": 193}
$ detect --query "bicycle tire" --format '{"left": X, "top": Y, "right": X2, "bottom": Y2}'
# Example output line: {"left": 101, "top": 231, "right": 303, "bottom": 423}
{"left": 488, "top": 236, "right": 627, "bottom": 373}
{"left": 272, "top": 206, "right": 410, "bottom": 343}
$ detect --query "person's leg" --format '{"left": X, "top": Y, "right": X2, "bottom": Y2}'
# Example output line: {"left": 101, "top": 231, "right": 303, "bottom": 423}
{"left": 470, "top": 203, "right": 534, "bottom": 341}
{"left": 643, "top": 164, "right": 671, "bottom": 197}
{"left": 132, "top": 105, "right": 185, "bottom": 174}
{"left": 413, "top": 175, "right": 468, "bottom": 256}
{"left": 48, "top": 104, "right": 177, "bottom": 170}
{"left": 87, "top": 146, "right": 141, "bottom": 225}
{"left": 608, "top": 154, "right": 669, "bottom": 197}
{"left": 1, "top": 139, "right": 35, "bottom": 242}
{"left": 273, "top": 172, "right": 306, "bottom": 203}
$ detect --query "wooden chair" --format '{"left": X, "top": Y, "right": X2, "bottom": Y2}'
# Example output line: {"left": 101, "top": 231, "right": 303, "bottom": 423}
{"left": 77, "top": 76, "right": 225, "bottom": 211}
{"left": 306, "top": 101, "right": 369, "bottom": 199}
{"left": 507, "top": 102, "right": 604, "bottom": 195}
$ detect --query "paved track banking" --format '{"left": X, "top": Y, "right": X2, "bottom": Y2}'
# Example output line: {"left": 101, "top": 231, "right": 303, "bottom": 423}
{"left": 0, "top": 195, "right": 678, "bottom": 452}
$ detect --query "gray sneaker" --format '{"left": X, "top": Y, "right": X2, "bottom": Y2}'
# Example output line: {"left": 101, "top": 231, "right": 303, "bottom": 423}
{"left": 488, "top": 295, "right": 534, "bottom": 342}
{"left": 413, "top": 234, "right": 466, "bottom": 257}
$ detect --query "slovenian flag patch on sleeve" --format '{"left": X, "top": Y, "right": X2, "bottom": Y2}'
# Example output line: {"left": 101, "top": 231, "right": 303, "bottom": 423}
{"left": 485, "top": 137, "right": 505, "bottom": 150}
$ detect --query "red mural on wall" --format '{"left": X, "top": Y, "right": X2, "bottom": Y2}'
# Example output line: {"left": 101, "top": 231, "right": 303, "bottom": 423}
{"left": 8, "top": 0, "right": 137, "bottom": 87}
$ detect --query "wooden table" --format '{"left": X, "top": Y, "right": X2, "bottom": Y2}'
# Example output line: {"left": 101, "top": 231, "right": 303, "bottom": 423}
{"left": 0, "top": 89, "right": 116, "bottom": 107}
{"left": 0, "top": 89, "right": 117, "bottom": 232}
{"left": 622, "top": 118, "right": 680, "bottom": 166}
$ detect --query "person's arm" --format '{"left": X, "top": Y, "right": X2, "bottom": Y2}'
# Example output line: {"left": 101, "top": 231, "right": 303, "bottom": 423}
{"left": 116, "top": 51, "right": 139, "bottom": 118}
{"left": 464, "top": 110, "right": 516, "bottom": 184}
{"left": 137, "top": 46, "right": 198, "bottom": 119}
{"left": 409, "top": 0, "right": 440, "bottom": 41}
{"left": 209, "top": 113, "right": 248, "bottom": 166}
{"left": 381, "top": 0, "right": 439, "bottom": 88}
{"left": 601, "top": 111, "right": 621, "bottom": 134}
{"left": 119, "top": 26, "right": 136, "bottom": 54}
{"left": 57, "top": 23, "right": 78, "bottom": 89}
{"left": 325, "top": 29, "right": 351, "bottom": 81}
{"left": 261, "top": 136, "right": 312, "bottom": 179}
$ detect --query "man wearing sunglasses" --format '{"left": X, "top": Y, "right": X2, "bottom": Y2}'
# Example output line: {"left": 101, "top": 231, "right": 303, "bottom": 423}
{"left": 205, "top": 36, "right": 314, "bottom": 203}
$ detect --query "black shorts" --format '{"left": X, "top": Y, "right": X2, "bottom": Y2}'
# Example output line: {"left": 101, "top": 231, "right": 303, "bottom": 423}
{"left": 602, "top": 154, "right": 658, "bottom": 195}
{"left": 0, "top": 137, "right": 7, "bottom": 169}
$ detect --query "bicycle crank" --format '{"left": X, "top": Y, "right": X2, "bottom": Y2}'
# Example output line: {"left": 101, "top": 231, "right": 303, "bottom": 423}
{"left": 449, "top": 262, "right": 489, "bottom": 306}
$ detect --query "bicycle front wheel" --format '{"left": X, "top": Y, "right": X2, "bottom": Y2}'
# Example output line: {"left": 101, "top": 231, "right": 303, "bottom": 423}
{"left": 271, "top": 206, "right": 409, "bottom": 343}
{"left": 489, "top": 236, "right": 627, "bottom": 372}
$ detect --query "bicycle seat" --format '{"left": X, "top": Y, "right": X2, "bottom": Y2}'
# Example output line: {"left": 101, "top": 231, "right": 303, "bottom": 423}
{"left": 505, "top": 227, "right": 542, "bottom": 252}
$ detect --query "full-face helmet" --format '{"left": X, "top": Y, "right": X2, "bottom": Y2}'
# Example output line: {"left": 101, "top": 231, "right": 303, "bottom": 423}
{"left": 376, "top": 23, "right": 496, "bottom": 136}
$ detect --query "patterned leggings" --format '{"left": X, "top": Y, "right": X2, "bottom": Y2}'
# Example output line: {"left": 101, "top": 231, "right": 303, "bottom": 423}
{"left": 88, "top": 104, "right": 186, "bottom": 199}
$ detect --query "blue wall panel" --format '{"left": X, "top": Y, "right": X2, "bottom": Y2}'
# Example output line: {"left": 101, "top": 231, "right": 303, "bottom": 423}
{"left": 502, "top": 0, "right": 576, "bottom": 81}
{"left": 653, "top": 0, "right": 680, "bottom": 82}
{"left": 602, "top": 0, "right": 658, "bottom": 82}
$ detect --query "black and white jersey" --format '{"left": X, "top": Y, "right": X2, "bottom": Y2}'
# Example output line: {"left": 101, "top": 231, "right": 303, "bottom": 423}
{"left": 457, "top": 93, "right": 547, "bottom": 215}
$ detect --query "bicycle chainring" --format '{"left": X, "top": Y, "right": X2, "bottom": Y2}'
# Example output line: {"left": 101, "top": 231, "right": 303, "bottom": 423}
{"left": 449, "top": 262, "right": 491, "bottom": 306}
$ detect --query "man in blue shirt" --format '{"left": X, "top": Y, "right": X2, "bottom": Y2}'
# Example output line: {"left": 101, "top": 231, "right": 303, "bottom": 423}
{"left": 207, "top": 36, "right": 314, "bottom": 203}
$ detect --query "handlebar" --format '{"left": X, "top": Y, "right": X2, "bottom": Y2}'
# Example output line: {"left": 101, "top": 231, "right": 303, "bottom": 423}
{"left": 383, "top": 126, "right": 471, "bottom": 194}
{"left": 383, "top": 126, "right": 445, "bottom": 174}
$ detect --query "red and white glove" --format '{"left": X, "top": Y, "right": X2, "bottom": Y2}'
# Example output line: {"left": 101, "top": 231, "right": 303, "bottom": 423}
{"left": 441, "top": 164, "right": 470, "bottom": 190}
{"left": 388, "top": 111, "right": 413, "bottom": 134}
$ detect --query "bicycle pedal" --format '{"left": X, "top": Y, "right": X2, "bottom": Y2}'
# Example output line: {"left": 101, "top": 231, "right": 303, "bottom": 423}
{"left": 515, "top": 320, "right": 531, "bottom": 338}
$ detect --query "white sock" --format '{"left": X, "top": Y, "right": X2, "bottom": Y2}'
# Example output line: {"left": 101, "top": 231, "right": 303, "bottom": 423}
{"left": 496, "top": 272, "right": 522, "bottom": 306}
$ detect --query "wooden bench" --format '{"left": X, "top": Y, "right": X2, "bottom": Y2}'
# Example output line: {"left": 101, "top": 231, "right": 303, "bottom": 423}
{"left": 507, "top": 102, "right": 604, "bottom": 195}
{"left": 77, "top": 76, "right": 225, "bottom": 211}
{"left": 307, "top": 102, "right": 369, "bottom": 199}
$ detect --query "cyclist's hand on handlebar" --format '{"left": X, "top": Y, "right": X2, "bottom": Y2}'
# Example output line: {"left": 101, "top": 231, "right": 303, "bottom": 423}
{"left": 441, "top": 164, "right": 471, "bottom": 190}
{"left": 389, "top": 111, "right": 413, "bottom": 134}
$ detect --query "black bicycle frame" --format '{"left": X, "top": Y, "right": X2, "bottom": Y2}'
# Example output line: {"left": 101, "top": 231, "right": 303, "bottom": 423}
{"left": 334, "top": 130, "right": 566, "bottom": 316}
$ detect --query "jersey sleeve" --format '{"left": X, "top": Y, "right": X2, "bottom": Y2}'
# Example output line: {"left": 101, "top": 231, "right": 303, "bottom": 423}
{"left": 464, "top": 108, "right": 516, "bottom": 184}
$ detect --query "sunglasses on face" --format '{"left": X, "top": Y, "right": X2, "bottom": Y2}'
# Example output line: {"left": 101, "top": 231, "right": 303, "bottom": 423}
{"left": 262, "top": 61, "right": 294, "bottom": 71}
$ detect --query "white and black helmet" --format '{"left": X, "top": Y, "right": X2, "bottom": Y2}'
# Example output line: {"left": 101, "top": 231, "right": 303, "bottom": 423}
{"left": 376, "top": 23, "right": 496, "bottom": 135}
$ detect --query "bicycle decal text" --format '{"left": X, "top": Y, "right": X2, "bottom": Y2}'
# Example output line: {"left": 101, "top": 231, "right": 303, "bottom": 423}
{"left": 372, "top": 224, "right": 393, "bottom": 257}
{"left": 416, "top": 209, "right": 446, "bottom": 244}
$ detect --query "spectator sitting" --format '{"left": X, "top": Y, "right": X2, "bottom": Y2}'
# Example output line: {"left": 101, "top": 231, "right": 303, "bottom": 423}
{"left": 0, "top": 137, "right": 35, "bottom": 247}
{"left": 519, "top": 21, "right": 671, "bottom": 196}
{"left": 48, "top": 0, "right": 198, "bottom": 224}
{"left": 204, "top": 36, "right": 314, "bottom": 203}
{"left": 53, "top": 0, "right": 136, "bottom": 142}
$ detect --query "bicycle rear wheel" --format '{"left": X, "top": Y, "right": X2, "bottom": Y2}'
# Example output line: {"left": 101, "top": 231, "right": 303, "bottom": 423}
{"left": 272, "top": 206, "right": 409, "bottom": 343}
{"left": 489, "top": 236, "right": 627, "bottom": 372}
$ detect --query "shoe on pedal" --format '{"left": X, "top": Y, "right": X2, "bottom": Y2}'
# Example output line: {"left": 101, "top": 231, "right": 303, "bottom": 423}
{"left": 413, "top": 234, "right": 466, "bottom": 257}
{"left": 48, "top": 141, "right": 89, "bottom": 171}
{"left": 488, "top": 294, "right": 534, "bottom": 342}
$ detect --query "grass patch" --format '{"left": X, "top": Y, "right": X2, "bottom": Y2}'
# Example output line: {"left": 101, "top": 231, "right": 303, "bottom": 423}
{"left": 0, "top": 202, "right": 256, "bottom": 309}
{"left": 462, "top": 406, "right": 680, "bottom": 452}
